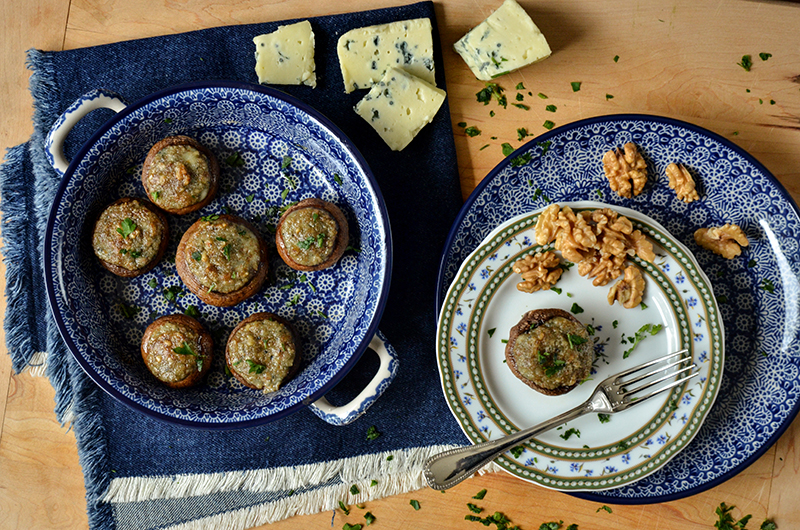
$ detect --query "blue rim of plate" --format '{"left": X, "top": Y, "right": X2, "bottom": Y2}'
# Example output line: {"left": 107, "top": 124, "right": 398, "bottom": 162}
{"left": 45, "top": 80, "right": 393, "bottom": 429}
{"left": 435, "top": 113, "right": 800, "bottom": 503}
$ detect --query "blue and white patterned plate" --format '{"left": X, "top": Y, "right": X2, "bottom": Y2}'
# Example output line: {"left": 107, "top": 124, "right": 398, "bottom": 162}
{"left": 436, "top": 114, "right": 800, "bottom": 502}
{"left": 45, "top": 82, "right": 392, "bottom": 428}
{"left": 437, "top": 202, "right": 723, "bottom": 491}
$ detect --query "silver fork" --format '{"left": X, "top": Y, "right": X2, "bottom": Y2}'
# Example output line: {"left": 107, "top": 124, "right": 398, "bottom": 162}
{"left": 424, "top": 349, "right": 697, "bottom": 490}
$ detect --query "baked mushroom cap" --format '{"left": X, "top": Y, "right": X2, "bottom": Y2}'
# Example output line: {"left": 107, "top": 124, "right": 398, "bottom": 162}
{"left": 175, "top": 214, "right": 269, "bottom": 307}
{"left": 91, "top": 197, "right": 169, "bottom": 278}
{"left": 225, "top": 312, "right": 301, "bottom": 392}
{"left": 141, "top": 314, "right": 214, "bottom": 389}
{"left": 141, "top": 135, "right": 220, "bottom": 215}
{"left": 505, "top": 308, "right": 593, "bottom": 396}
{"left": 275, "top": 198, "right": 349, "bottom": 271}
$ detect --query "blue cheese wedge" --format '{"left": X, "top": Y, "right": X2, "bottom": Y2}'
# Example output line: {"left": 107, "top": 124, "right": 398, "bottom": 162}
{"left": 337, "top": 18, "right": 436, "bottom": 93}
{"left": 354, "top": 68, "right": 446, "bottom": 151}
{"left": 454, "top": 0, "right": 551, "bottom": 81}
{"left": 253, "top": 20, "right": 316, "bottom": 87}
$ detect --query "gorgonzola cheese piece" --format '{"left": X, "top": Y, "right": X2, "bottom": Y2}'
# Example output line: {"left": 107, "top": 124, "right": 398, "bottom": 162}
{"left": 337, "top": 18, "right": 436, "bottom": 93}
{"left": 354, "top": 68, "right": 446, "bottom": 151}
{"left": 454, "top": 0, "right": 551, "bottom": 81}
{"left": 253, "top": 20, "right": 316, "bottom": 87}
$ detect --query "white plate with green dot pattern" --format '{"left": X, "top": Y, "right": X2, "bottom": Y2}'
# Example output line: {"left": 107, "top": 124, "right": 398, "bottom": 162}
{"left": 435, "top": 201, "right": 723, "bottom": 491}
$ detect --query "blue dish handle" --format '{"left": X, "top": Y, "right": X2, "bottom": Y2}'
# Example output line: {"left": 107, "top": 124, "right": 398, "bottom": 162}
{"left": 45, "top": 88, "right": 128, "bottom": 177}
{"left": 308, "top": 330, "right": 399, "bottom": 426}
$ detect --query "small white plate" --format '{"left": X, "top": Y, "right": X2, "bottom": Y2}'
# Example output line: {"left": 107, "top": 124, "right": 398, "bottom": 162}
{"left": 436, "top": 202, "right": 723, "bottom": 491}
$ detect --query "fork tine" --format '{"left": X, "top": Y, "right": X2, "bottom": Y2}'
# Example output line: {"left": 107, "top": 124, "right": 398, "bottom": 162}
{"left": 620, "top": 357, "right": 691, "bottom": 388}
{"left": 624, "top": 370, "right": 698, "bottom": 405}
{"left": 611, "top": 349, "right": 689, "bottom": 381}
{"left": 623, "top": 363, "right": 697, "bottom": 397}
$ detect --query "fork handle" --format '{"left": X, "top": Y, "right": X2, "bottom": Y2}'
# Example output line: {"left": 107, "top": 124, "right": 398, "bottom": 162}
{"left": 424, "top": 400, "right": 594, "bottom": 490}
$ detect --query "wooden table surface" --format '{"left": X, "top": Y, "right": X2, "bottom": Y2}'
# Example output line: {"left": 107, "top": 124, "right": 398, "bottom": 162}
{"left": 2, "top": 1, "right": 799, "bottom": 528}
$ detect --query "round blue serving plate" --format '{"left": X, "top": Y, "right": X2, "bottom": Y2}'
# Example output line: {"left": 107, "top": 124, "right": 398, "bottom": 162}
{"left": 436, "top": 114, "right": 800, "bottom": 503}
{"left": 45, "top": 81, "right": 392, "bottom": 429}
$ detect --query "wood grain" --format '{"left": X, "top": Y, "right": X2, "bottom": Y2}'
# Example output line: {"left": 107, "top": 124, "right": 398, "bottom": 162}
{"left": 1, "top": 0, "right": 799, "bottom": 529}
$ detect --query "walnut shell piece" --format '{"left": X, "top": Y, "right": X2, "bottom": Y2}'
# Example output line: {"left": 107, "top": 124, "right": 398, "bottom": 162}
{"left": 603, "top": 142, "right": 648, "bottom": 198}
{"left": 666, "top": 163, "right": 700, "bottom": 203}
{"left": 694, "top": 224, "right": 749, "bottom": 259}
{"left": 607, "top": 265, "right": 646, "bottom": 309}
{"left": 512, "top": 251, "right": 563, "bottom": 293}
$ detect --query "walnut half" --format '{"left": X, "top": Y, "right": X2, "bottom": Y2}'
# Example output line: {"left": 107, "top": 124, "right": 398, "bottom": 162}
{"left": 603, "top": 143, "right": 648, "bottom": 198}
{"left": 513, "top": 251, "right": 563, "bottom": 293}
{"left": 694, "top": 224, "right": 749, "bottom": 259}
{"left": 666, "top": 163, "right": 700, "bottom": 203}
{"left": 607, "top": 265, "right": 646, "bottom": 309}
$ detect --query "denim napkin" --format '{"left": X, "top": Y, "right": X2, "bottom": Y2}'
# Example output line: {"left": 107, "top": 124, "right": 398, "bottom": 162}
{"left": 0, "top": 3, "right": 469, "bottom": 528}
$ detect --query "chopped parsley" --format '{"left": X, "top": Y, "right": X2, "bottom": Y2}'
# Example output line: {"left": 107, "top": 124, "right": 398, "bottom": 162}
{"left": 510, "top": 153, "right": 533, "bottom": 167}
{"left": 480, "top": 144, "right": 490, "bottom": 150}
{"left": 623, "top": 323, "right": 663, "bottom": 358}
{"left": 286, "top": 294, "right": 300, "bottom": 306}
{"left": 501, "top": 143, "right": 515, "bottom": 156}
{"left": 163, "top": 285, "right": 182, "bottom": 302}
{"left": 612, "top": 320, "right": 619, "bottom": 328}
{"left": 537, "top": 92, "right": 548, "bottom": 99}
{"left": 147, "top": 278, "right": 158, "bottom": 289}
{"left": 510, "top": 446, "right": 525, "bottom": 458}
{"left": 596, "top": 505, "right": 613, "bottom": 513}
{"left": 760, "top": 279, "right": 775, "bottom": 293}
{"left": 598, "top": 413, "right": 611, "bottom": 423}
{"left": 559, "top": 428, "right": 580, "bottom": 440}
{"left": 364, "top": 512, "right": 376, "bottom": 525}
{"left": 606, "top": 94, "right": 614, "bottom": 100}
{"left": 245, "top": 194, "right": 255, "bottom": 203}
{"left": 543, "top": 120, "right": 555, "bottom": 130}
{"left": 714, "top": 502, "right": 754, "bottom": 530}
{"left": 281, "top": 155, "right": 292, "bottom": 170}
{"left": 551, "top": 287, "right": 562, "bottom": 295}
{"left": 571, "top": 81, "right": 582, "bottom": 92}
{"left": 199, "top": 214, "right": 220, "bottom": 222}
{"left": 476, "top": 82, "right": 507, "bottom": 108}
{"left": 339, "top": 501, "right": 350, "bottom": 515}
{"left": 245, "top": 359, "right": 266, "bottom": 374}
{"left": 333, "top": 173, "right": 343, "bottom": 185}
{"left": 738, "top": 55, "right": 753, "bottom": 71}
{"left": 464, "top": 126, "right": 482, "bottom": 137}
{"left": 759, "top": 52, "right": 772, "bottom": 61}
{"left": 613, "top": 55, "right": 620, "bottom": 62}
{"left": 226, "top": 152, "right": 245, "bottom": 167}
{"left": 515, "top": 93, "right": 524, "bottom": 101}
{"left": 184, "top": 305, "right": 201, "bottom": 318}
{"left": 350, "top": 484, "right": 360, "bottom": 495}
{"left": 118, "top": 303, "right": 139, "bottom": 319}
{"left": 117, "top": 218, "right": 137, "bottom": 238}
{"left": 410, "top": 499, "right": 421, "bottom": 511}
{"left": 473, "top": 489, "right": 487, "bottom": 500}
{"left": 467, "top": 503, "right": 483, "bottom": 514}
{"left": 570, "top": 303, "right": 584, "bottom": 314}
{"left": 545, "top": 104, "right": 557, "bottom": 112}
{"left": 366, "top": 425, "right": 382, "bottom": 441}
{"left": 512, "top": 103, "right": 530, "bottom": 110}
{"left": 191, "top": 251, "right": 202, "bottom": 261}
{"left": 457, "top": 121, "right": 467, "bottom": 128}
{"left": 174, "top": 341, "right": 203, "bottom": 372}
{"left": 567, "top": 333, "right": 588, "bottom": 349}
{"left": 343, "top": 523, "right": 362, "bottom": 530}
{"left": 488, "top": 328, "right": 497, "bottom": 338}
{"left": 517, "top": 127, "right": 530, "bottom": 141}
{"left": 516, "top": 82, "right": 525, "bottom": 90}
{"left": 222, "top": 243, "right": 232, "bottom": 260}
{"left": 539, "top": 140, "right": 552, "bottom": 155}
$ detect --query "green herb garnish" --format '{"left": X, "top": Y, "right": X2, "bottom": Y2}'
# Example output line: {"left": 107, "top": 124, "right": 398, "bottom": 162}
{"left": 543, "top": 120, "right": 555, "bottom": 130}
{"left": 410, "top": 500, "right": 421, "bottom": 510}
{"left": 515, "top": 93, "right": 524, "bottom": 101}
{"left": 226, "top": 152, "right": 245, "bottom": 167}
{"left": 364, "top": 512, "right": 376, "bottom": 525}
{"left": 334, "top": 173, "right": 343, "bottom": 185}
{"left": 464, "top": 126, "right": 482, "bottom": 137}
{"left": 517, "top": 128, "right": 529, "bottom": 141}
{"left": 118, "top": 303, "right": 139, "bottom": 319}
{"left": 222, "top": 243, "right": 232, "bottom": 260}
{"left": 281, "top": 155, "right": 292, "bottom": 170}
{"left": 184, "top": 305, "right": 201, "bottom": 318}
{"left": 537, "top": 92, "right": 548, "bottom": 99}
{"left": 510, "top": 153, "right": 533, "bottom": 167}
{"left": 545, "top": 104, "right": 557, "bottom": 112}
{"left": 760, "top": 279, "right": 775, "bottom": 293}
{"left": 473, "top": 489, "right": 487, "bottom": 500}
{"left": 559, "top": 428, "right": 580, "bottom": 440}
{"left": 598, "top": 413, "right": 611, "bottom": 423}
{"left": 759, "top": 52, "right": 772, "bottom": 61}
{"left": 623, "top": 323, "right": 664, "bottom": 358}
{"left": 488, "top": 328, "right": 496, "bottom": 338}
{"left": 350, "top": 484, "right": 360, "bottom": 495}
{"left": 199, "top": 214, "right": 220, "bottom": 222}
{"left": 117, "top": 218, "right": 137, "bottom": 238}
{"left": 467, "top": 503, "right": 483, "bottom": 514}
{"left": 366, "top": 425, "right": 381, "bottom": 441}
{"left": 516, "top": 82, "right": 525, "bottom": 90}
{"left": 163, "top": 285, "right": 182, "bottom": 302}
{"left": 501, "top": 143, "right": 515, "bottom": 156}
{"left": 613, "top": 55, "right": 620, "bottom": 62}
{"left": 567, "top": 333, "right": 588, "bottom": 349}
{"left": 597, "top": 505, "right": 613, "bottom": 513}
{"left": 191, "top": 251, "right": 202, "bottom": 261}
{"left": 606, "top": 94, "right": 614, "bottom": 100}
{"left": 738, "top": 55, "right": 753, "bottom": 71}
{"left": 571, "top": 81, "right": 582, "bottom": 92}
{"left": 245, "top": 359, "right": 266, "bottom": 374}
{"left": 570, "top": 303, "right": 584, "bottom": 314}
{"left": 510, "top": 446, "right": 525, "bottom": 458}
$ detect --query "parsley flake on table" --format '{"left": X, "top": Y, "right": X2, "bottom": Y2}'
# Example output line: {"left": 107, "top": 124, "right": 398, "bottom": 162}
{"left": 515, "top": 93, "right": 524, "bottom": 101}
{"left": 501, "top": 143, "right": 515, "bottom": 156}
{"left": 366, "top": 425, "right": 382, "bottom": 441}
{"left": 476, "top": 83, "right": 507, "bottom": 108}
{"left": 714, "top": 502, "right": 754, "bottom": 530}
{"left": 343, "top": 523, "right": 362, "bottom": 530}
{"left": 623, "top": 323, "right": 663, "bottom": 358}
{"left": 759, "top": 52, "right": 772, "bottom": 61}
{"left": 467, "top": 503, "right": 483, "bottom": 514}
{"left": 464, "top": 126, "right": 482, "bottom": 137}
{"left": 613, "top": 55, "right": 620, "bottom": 62}
{"left": 117, "top": 218, "right": 137, "bottom": 238}
{"left": 147, "top": 278, "right": 158, "bottom": 289}
{"left": 410, "top": 499, "right": 421, "bottom": 510}
{"left": 517, "top": 128, "right": 530, "bottom": 141}
{"left": 364, "top": 512, "right": 376, "bottom": 525}
{"left": 473, "top": 489, "right": 487, "bottom": 500}
{"left": 738, "top": 55, "right": 753, "bottom": 71}
{"left": 571, "top": 81, "right": 582, "bottom": 92}
{"left": 545, "top": 104, "right": 557, "bottom": 112}
{"left": 338, "top": 500, "right": 350, "bottom": 515}
{"left": 199, "top": 214, "right": 220, "bottom": 222}
{"left": 512, "top": 103, "right": 530, "bottom": 110}
{"left": 606, "top": 94, "right": 614, "bottom": 100}
{"left": 570, "top": 303, "right": 584, "bottom": 314}
{"left": 516, "top": 82, "right": 525, "bottom": 90}
{"left": 488, "top": 328, "right": 497, "bottom": 338}
{"left": 510, "top": 153, "right": 533, "bottom": 168}
{"left": 543, "top": 120, "right": 555, "bottom": 130}
{"left": 538, "top": 92, "right": 548, "bottom": 99}
{"left": 596, "top": 505, "right": 613, "bottom": 513}
{"left": 457, "top": 121, "right": 467, "bottom": 128}
{"left": 350, "top": 484, "right": 360, "bottom": 495}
